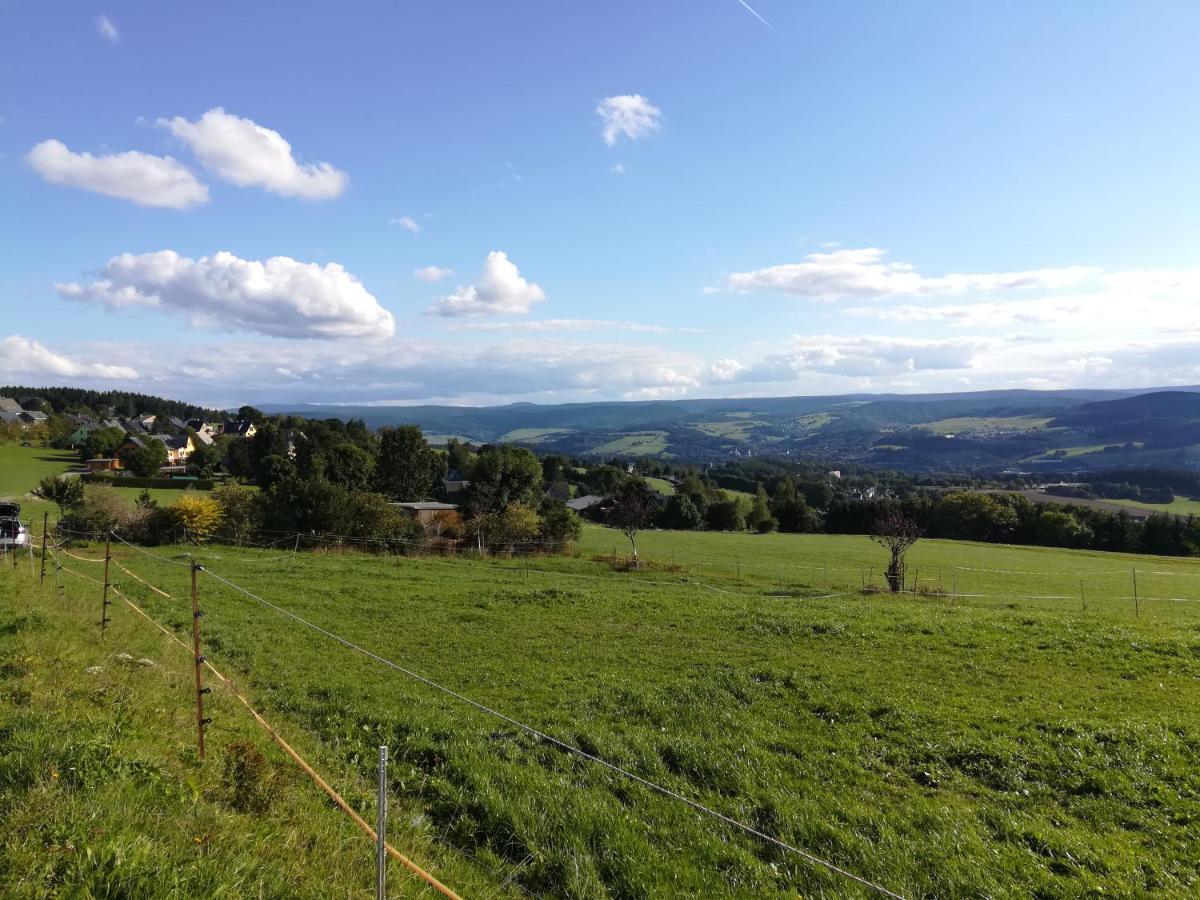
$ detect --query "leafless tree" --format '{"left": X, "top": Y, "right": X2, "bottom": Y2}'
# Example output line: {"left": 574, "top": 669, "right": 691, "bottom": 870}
{"left": 871, "top": 509, "right": 921, "bottom": 593}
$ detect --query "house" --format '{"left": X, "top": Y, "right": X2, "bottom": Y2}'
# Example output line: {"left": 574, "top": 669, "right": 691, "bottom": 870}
{"left": 152, "top": 433, "right": 196, "bottom": 465}
{"left": 566, "top": 494, "right": 604, "bottom": 513}
{"left": 192, "top": 430, "right": 214, "bottom": 447}
{"left": 137, "top": 414, "right": 157, "bottom": 431}
{"left": 19, "top": 410, "right": 48, "bottom": 426}
{"left": 443, "top": 469, "right": 470, "bottom": 499}
{"left": 544, "top": 479, "right": 571, "bottom": 501}
{"left": 187, "top": 418, "right": 221, "bottom": 436}
{"left": 167, "top": 416, "right": 190, "bottom": 432}
{"left": 392, "top": 501, "right": 460, "bottom": 525}
{"left": 223, "top": 420, "right": 257, "bottom": 438}
{"left": 0, "top": 411, "right": 24, "bottom": 426}
{"left": 86, "top": 458, "right": 121, "bottom": 473}
{"left": 0, "top": 397, "right": 22, "bottom": 415}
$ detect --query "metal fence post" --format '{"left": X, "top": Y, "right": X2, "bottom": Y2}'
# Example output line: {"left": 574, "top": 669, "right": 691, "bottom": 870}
{"left": 376, "top": 745, "right": 388, "bottom": 900}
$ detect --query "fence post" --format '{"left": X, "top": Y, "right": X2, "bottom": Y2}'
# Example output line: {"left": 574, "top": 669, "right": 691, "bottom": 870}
{"left": 376, "top": 745, "right": 389, "bottom": 900}
{"left": 952, "top": 569, "right": 957, "bottom": 598}
{"left": 100, "top": 531, "right": 113, "bottom": 636}
{"left": 39, "top": 512, "right": 48, "bottom": 588}
{"left": 1132, "top": 568, "right": 1139, "bottom": 619}
{"left": 1080, "top": 577, "right": 1086, "bottom": 611}
{"left": 190, "top": 563, "right": 210, "bottom": 759}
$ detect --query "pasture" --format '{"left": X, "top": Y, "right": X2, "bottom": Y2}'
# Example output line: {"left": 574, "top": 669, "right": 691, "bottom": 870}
{"left": 6, "top": 523, "right": 1198, "bottom": 897}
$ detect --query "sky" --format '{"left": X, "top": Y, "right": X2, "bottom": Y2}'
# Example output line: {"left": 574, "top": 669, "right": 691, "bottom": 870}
{"left": 3, "top": 1, "right": 1200, "bottom": 408}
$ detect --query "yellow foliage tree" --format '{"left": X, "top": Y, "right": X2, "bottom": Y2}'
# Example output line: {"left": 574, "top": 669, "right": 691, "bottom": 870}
{"left": 171, "top": 493, "right": 224, "bottom": 543}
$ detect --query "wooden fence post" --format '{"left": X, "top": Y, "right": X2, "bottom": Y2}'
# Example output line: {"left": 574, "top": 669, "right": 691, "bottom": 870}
{"left": 190, "top": 563, "right": 210, "bottom": 758}
{"left": 39, "top": 512, "right": 48, "bottom": 588}
{"left": 100, "top": 531, "right": 112, "bottom": 636}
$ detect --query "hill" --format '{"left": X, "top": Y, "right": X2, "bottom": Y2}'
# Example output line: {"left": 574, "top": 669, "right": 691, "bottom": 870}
{"left": 261, "top": 386, "right": 1200, "bottom": 471}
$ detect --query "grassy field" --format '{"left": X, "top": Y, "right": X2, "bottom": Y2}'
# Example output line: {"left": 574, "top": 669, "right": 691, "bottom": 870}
{"left": 0, "top": 444, "right": 213, "bottom": 524}
{"left": 642, "top": 476, "right": 675, "bottom": 495}
{"left": 923, "top": 416, "right": 1053, "bottom": 436}
{"left": 4, "top": 523, "right": 1195, "bottom": 897}
{"left": 1121, "top": 496, "right": 1200, "bottom": 516}
{"left": 592, "top": 432, "right": 669, "bottom": 457}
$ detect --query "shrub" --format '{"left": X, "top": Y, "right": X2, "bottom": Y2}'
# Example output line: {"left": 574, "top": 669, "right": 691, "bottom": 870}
{"left": 169, "top": 493, "right": 223, "bottom": 543}
{"left": 212, "top": 483, "right": 260, "bottom": 544}
{"left": 538, "top": 498, "right": 582, "bottom": 551}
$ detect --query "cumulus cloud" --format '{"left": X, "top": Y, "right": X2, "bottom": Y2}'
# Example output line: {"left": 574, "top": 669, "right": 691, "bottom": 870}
{"left": 597, "top": 95, "right": 662, "bottom": 146}
{"left": 413, "top": 266, "right": 453, "bottom": 283}
{"left": 718, "top": 247, "right": 1098, "bottom": 300}
{"left": 427, "top": 251, "right": 545, "bottom": 317}
{"left": 56, "top": 250, "right": 394, "bottom": 340}
{"left": 0, "top": 335, "right": 136, "bottom": 380}
{"left": 26, "top": 139, "right": 208, "bottom": 208}
{"left": 158, "top": 108, "right": 348, "bottom": 199}
{"left": 391, "top": 216, "right": 420, "bottom": 232}
{"left": 96, "top": 15, "right": 119, "bottom": 43}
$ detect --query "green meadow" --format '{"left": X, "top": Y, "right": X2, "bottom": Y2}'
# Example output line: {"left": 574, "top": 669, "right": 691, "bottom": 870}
{"left": 3, "top": 519, "right": 1197, "bottom": 897}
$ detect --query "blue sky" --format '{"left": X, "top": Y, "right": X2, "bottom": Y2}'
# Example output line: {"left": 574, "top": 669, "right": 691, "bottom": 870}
{"left": 3, "top": 1, "right": 1200, "bottom": 407}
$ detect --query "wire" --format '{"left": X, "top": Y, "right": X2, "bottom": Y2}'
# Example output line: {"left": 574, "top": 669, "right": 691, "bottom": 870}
{"left": 199, "top": 565, "right": 906, "bottom": 899}
{"left": 107, "top": 582, "right": 461, "bottom": 899}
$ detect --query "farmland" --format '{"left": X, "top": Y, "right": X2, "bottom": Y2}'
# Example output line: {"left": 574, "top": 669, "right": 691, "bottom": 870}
{"left": 4, "top": 521, "right": 1199, "bottom": 897}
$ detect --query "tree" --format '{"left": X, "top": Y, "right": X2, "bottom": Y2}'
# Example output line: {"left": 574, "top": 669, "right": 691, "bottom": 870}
{"left": 658, "top": 494, "right": 704, "bottom": 531}
{"left": 705, "top": 497, "right": 744, "bottom": 532}
{"left": 538, "top": 498, "right": 582, "bottom": 551}
{"left": 212, "top": 483, "right": 260, "bottom": 544}
{"left": 464, "top": 445, "right": 542, "bottom": 515}
{"left": 747, "top": 485, "right": 778, "bottom": 533}
{"left": 446, "top": 438, "right": 473, "bottom": 474}
{"left": 82, "top": 426, "right": 126, "bottom": 461}
{"left": 374, "top": 426, "right": 445, "bottom": 501}
{"left": 609, "top": 479, "right": 657, "bottom": 562}
{"left": 324, "top": 442, "right": 375, "bottom": 492}
{"left": 34, "top": 475, "right": 84, "bottom": 518}
{"left": 871, "top": 509, "right": 921, "bottom": 593}
{"left": 119, "top": 439, "right": 168, "bottom": 477}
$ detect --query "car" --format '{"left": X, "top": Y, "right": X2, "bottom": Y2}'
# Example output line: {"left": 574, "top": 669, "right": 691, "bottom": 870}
{"left": 0, "top": 502, "right": 29, "bottom": 549}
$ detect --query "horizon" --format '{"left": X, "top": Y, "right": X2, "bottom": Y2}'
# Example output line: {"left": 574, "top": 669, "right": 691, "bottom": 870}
{"left": 4, "top": 3, "right": 1200, "bottom": 407}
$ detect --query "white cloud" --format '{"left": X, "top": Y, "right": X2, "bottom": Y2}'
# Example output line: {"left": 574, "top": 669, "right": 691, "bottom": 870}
{"left": 727, "top": 334, "right": 990, "bottom": 382}
{"left": 427, "top": 251, "right": 545, "bottom": 317}
{"left": 844, "top": 297, "right": 1089, "bottom": 327}
{"left": 56, "top": 250, "right": 394, "bottom": 340}
{"left": 26, "top": 139, "right": 208, "bottom": 209}
{"left": 718, "top": 247, "right": 1099, "bottom": 299}
{"left": 158, "top": 108, "right": 347, "bottom": 199}
{"left": 96, "top": 15, "right": 120, "bottom": 43}
{"left": 610, "top": 163, "right": 627, "bottom": 175}
{"left": 391, "top": 216, "right": 420, "bottom": 233}
{"left": 448, "top": 319, "right": 705, "bottom": 334}
{"left": 597, "top": 95, "right": 662, "bottom": 146}
{"left": 413, "top": 266, "right": 453, "bottom": 283}
{"left": 0, "top": 335, "right": 136, "bottom": 380}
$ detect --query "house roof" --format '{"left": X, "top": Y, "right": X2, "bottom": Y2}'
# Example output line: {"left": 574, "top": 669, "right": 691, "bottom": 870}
{"left": 151, "top": 434, "right": 191, "bottom": 450}
{"left": 21, "top": 410, "right": 48, "bottom": 422}
{"left": 392, "top": 501, "right": 459, "bottom": 511}
{"left": 193, "top": 430, "right": 214, "bottom": 445}
{"left": 566, "top": 494, "right": 603, "bottom": 511}
{"left": 445, "top": 469, "right": 468, "bottom": 482}
{"left": 0, "top": 397, "right": 22, "bottom": 414}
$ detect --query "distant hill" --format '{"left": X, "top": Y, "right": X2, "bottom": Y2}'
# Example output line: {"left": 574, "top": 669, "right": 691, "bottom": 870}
{"left": 258, "top": 386, "right": 1200, "bottom": 471}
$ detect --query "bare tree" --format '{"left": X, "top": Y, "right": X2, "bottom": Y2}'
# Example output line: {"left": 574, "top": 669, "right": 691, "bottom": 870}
{"left": 608, "top": 480, "right": 658, "bottom": 565}
{"left": 871, "top": 509, "right": 921, "bottom": 593}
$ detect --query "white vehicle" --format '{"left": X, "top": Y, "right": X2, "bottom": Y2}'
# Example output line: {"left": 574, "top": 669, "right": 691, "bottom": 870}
{"left": 0, "top": 502, "right": 28, "bottom": 549}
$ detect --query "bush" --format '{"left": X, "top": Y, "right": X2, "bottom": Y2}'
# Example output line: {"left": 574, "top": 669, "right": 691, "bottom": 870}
{"left": 538, "top": 498, "right": 582, "bottom": 551}
{"left": 169, "top": 494, "right": 223, "bottom": 543}
{"left": 212, "top": 483, "right": 260, "bottom": 544}
{"left": 81, "top": 473, "right": 217, "bottom": 490}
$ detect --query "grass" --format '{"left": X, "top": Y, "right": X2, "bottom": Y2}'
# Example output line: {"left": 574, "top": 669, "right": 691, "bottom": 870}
{"left": 642, "top": 476, "right": 675, "bottom": 495}
{"left": 0, "top": 444, "right": 213, "bottom": 525}
{"left": 923, "top": 416, "right": 1053, "bottom": 436}
{"left": 591, "top": 431, "right": 669, "bottom": 457}
{"left": 1120, "top": 496, "right": 1200, "bottom": 516}
{"left": 4, "top": 524, "right": 1196, "bottom": 897}
{"left": 500, "top": 428, "right": 572, "bottom": 443}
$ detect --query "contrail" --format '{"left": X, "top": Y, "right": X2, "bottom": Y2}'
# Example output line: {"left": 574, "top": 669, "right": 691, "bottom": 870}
{"left": 735, "top": 0, "right": 776, "bottom": 31}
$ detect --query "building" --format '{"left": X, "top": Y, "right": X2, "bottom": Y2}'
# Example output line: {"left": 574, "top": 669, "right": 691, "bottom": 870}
{"left": 223, "top": 420, "right": 258, "bottom": 438}
{"left": 19, "top": 410, "right": 48, "bottom": 426}
{"left": 86, "top": 458, "right": 121, "bottom": 473}
{"left": 443, "top": 469, "right": 470, "bottom": 499}
{"left": 0, "top": 397, "right": 22, "bottom": 415}
{"left": 566, "top": 494, "right": 604, "bottom": 513}
{"left": 392, "top": 501, "right": 460, "bottom": 526}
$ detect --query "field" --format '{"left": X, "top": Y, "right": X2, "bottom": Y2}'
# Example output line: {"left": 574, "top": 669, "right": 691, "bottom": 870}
{"left": 923, "top": 416, "right": 1053, "bottom": 436}
{"left": 591, "top": 431, "right": 670, "bottom": 457}
{"left": 3, "top": 520, "right": 1198, "bottom": 898}
{"left": 642, "top": 476, "right": 675, "bottom": 495}
{"left": 0, "top": 445, "right": 213, "bottom": 523}
{"left": 1121, "top": 496, "right": 1200, "bottom": 516}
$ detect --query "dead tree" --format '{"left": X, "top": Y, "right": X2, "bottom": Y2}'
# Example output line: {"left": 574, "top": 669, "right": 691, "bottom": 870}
{"left": 871, "top": 509, "right": 921, "bottom": 593}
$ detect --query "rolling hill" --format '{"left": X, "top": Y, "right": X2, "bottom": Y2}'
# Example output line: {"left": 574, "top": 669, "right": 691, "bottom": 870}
{"left": 261, "top": 386, "right": 1200, "bottom": 471}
